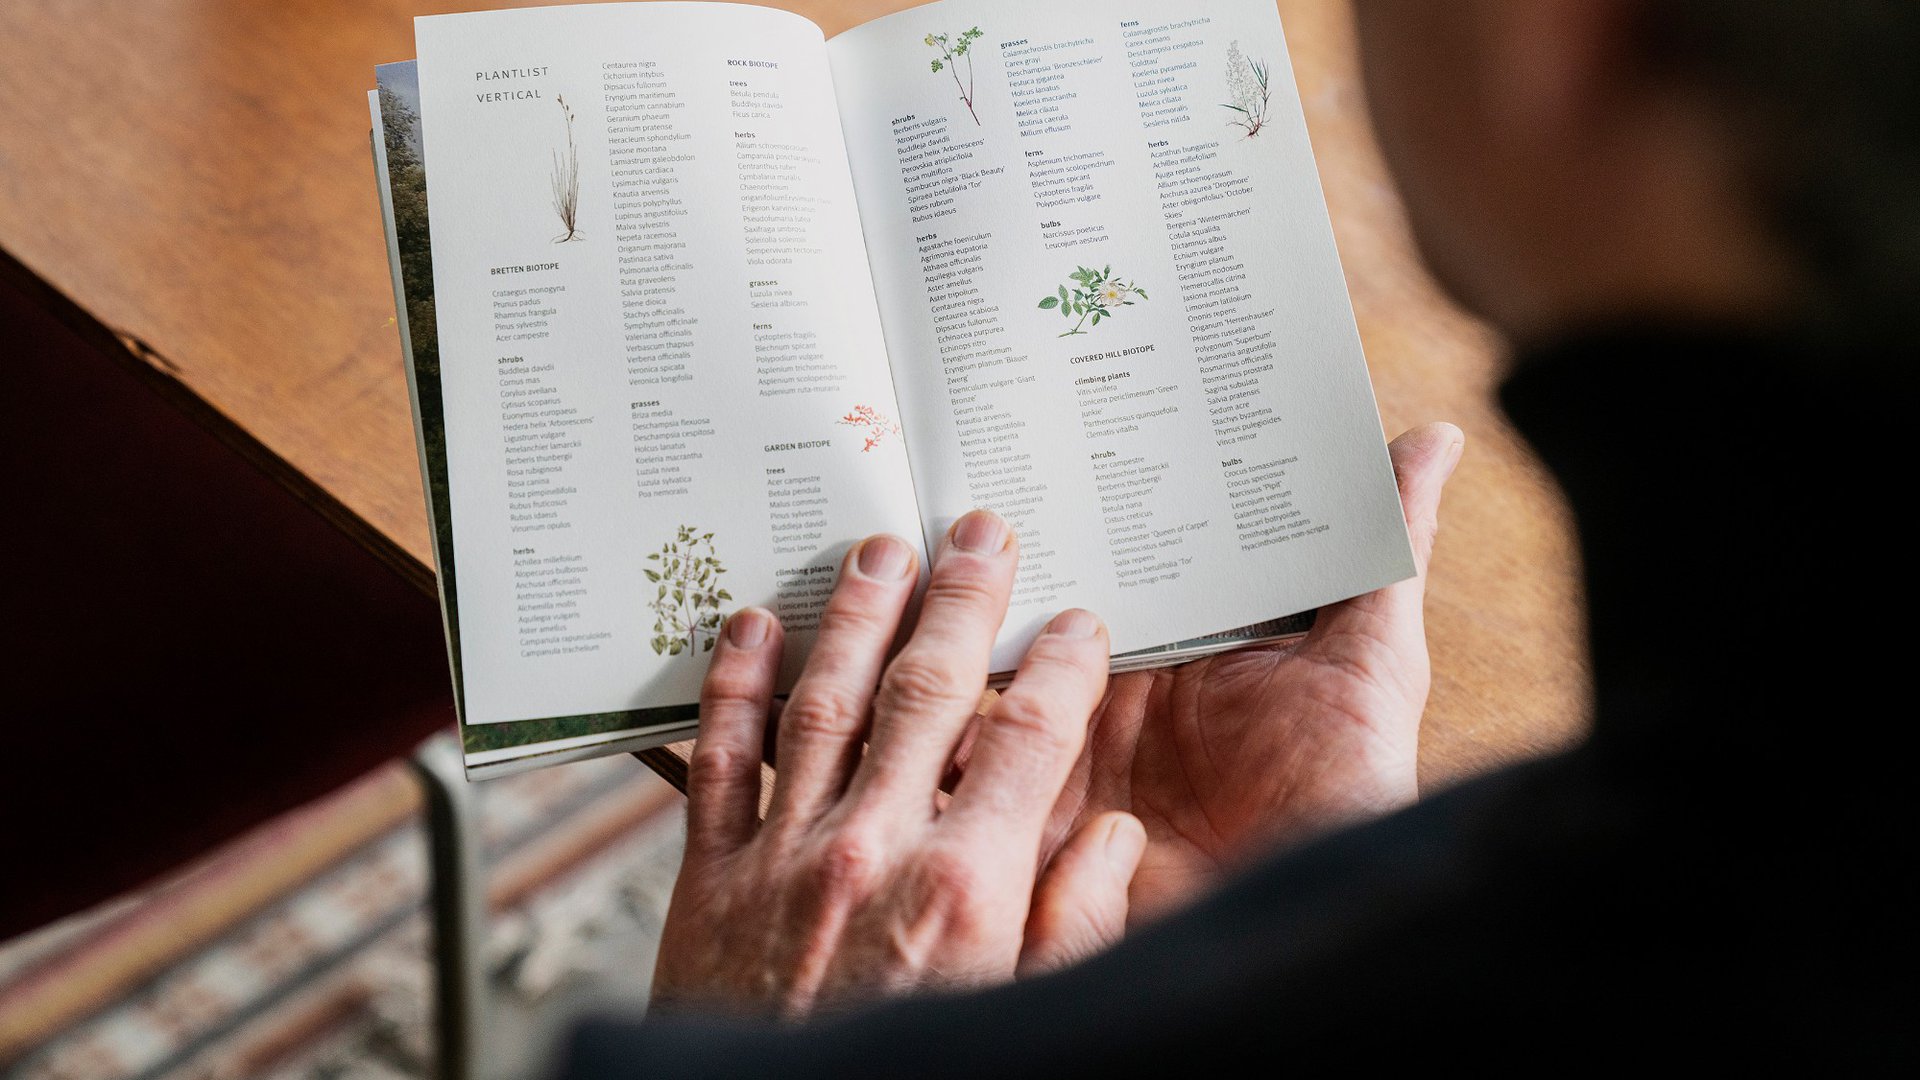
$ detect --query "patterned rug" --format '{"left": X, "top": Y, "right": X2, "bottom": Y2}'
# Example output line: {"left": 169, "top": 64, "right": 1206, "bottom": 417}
{"left": 0, "top": 750, "right": 687, "bottom": 1080}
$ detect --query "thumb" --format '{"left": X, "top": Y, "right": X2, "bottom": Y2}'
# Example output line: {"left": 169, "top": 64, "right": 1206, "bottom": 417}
{"left": 1304, "top": 422, "right": 1462, "bottom": 649}
{"left": 1387, "top": 421, "right": 1464, "bottom": 575}
{"left": 1018, "top": 812, "right": 1146, "bottom": 977}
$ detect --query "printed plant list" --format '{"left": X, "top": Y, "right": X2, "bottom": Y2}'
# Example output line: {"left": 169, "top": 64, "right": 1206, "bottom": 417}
{"left": 829, "top": 0, "right": 1414, "bottom": 671}
{"left": 416, "top": 4, "right": 925, "bottom": 726}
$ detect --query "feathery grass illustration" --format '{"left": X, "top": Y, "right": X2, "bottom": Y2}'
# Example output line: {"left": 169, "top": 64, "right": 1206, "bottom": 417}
{"left": 551, "top": 94, "right": 583, "bottom": 243}
{"left": 1221, "top": 41, "right": 1272, "bottom": 138}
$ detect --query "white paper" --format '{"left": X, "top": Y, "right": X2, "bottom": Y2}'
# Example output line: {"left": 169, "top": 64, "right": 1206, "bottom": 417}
{"left": 829, "top": 0, "right": 1414, "bottom": 669}
{"left": 417, "top": 4, "right": 924, "bottom": 725}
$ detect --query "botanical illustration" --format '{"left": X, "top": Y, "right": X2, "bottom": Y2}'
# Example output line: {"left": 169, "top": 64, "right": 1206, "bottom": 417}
{"left": 645, "top": 527, "right": 731, "bottom": 657}
{"left": 925, "top": 27, "right": 985, "bottom": 126}
{"left": 837, "top": 404, "right": 903, "bottom": 452}
{"left": 1221, "top": 41, "right": 1272, "bottom": 138}
{"left": 1037, "top": 265, "right": 1149, "bottom": 337}
{"left": 550, "top": 94, "right": 583, "bottom": 242}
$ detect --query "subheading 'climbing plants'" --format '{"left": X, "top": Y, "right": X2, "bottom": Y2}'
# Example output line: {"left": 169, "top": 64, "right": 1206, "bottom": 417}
{"left": 646, "top": 526, "right": 730, "bottom": 657}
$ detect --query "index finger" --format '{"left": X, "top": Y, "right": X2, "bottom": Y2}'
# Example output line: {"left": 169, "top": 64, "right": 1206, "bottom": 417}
{"left": 847, "top": 510, "right": 1019, "bottom": 810}
{"left": 940, "top": 609, "right": 1109, "bottom": 847}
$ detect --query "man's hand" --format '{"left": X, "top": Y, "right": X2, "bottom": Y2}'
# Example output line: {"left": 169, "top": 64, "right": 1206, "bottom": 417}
{"left": 652, "top": 512, "right": 1145, "bottom": 1019}
{"left": 1034, "top": 424, "right": 1464, "bottom": 919}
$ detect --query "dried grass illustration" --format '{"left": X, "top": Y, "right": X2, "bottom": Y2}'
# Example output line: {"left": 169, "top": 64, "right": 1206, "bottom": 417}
{"left": 551, "top": 94, "right": 583, "bottom": 243}
{"left": 1221, "top": 41, "right": 1272, "bottom": 138}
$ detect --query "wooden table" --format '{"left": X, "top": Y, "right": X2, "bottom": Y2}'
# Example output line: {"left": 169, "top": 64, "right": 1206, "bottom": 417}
{"left": 0, "top": 0, "right": 1590, "bottom": 791}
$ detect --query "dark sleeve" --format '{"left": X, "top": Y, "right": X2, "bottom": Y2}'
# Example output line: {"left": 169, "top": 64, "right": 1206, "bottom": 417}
{"left": 548, "top": 749, "right": 1709, "bottom": 1079}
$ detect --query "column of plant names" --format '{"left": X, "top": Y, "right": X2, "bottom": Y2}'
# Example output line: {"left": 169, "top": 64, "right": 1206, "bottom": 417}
{"left": 493, "top": 286, "right": 612, "bottom": 660}
{"left": 733, "top": 60, "right": 848, "bottom": 399}
{"left": 1141, "top": 19, "right": 1325, "bottom": 553}
{"left": 606, "top": 60, "right": 717, "bottom": 511}
{"left": 734, "top": 56, "right": 842, "bottom": 630}
{"left": 902, "top": 196, "right": 1073, "bottom": 607}
{"left": 1014, "top": 20, "right": 1202, "bottom": 595}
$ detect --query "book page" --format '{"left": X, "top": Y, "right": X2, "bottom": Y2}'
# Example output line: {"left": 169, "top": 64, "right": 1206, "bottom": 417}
{"left": 829, "top": 0, "right": 1415, "bottom": 671}
{"left": 415, "top": 3, "right": 923, "bottom": 727}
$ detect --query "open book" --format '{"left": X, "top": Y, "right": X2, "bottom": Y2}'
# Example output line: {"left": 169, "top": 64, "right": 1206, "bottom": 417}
{"left": 369, "top": 0, "right": 1413, "bottom": 778}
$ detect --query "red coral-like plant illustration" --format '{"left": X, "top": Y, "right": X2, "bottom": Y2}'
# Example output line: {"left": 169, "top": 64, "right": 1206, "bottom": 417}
{"left": 838, "top": 404, "right": 903, "bottom": 453}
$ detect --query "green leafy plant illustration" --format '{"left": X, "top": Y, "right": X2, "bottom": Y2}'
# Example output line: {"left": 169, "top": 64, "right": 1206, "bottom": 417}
{"left": 1037, "top": 265, "right": 1149, "bottom": 337}
{"left": 1221, "top": 40, "right": 1272, "bottom": 137}
{"left": 645, "top": 526, "right": 730, "bottom": 657}
{"left": 551, "top": 94, "right": 583, "bottom": 242}
{"left": 925, "top": 27, "right": 984, "bottom": 126}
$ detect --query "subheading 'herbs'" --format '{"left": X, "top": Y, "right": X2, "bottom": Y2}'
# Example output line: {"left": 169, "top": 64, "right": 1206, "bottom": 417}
{"left": 646, "top": 526, "right": 730, "bottom": 657}
{"left": 1037, "top": 265, "right": 1149, "bottom": 337}
{"left": 926, "top": 27, "right": 985, "bottom": 126}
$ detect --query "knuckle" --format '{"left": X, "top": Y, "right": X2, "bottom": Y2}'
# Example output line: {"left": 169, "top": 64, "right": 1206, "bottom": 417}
{"left": 1411, "top": 513, "right": 1441, "bottom": 559}
{"left": 815, "top": 595, "right": 887, "bottom": 639}
{"left": 688, "top": 742, "right": 746, "bottom": 787}
{"left": 1019, "top": 638, "right": 1103, "bottom": 684}
{"left": 701, "top": 667, "right": 763, "bottom": 708}
{"left": 781, "top": 685, "right": 865, "bottom": 740}
{"left": 923, "top": 566, "right": 1004, "bottom": 612}
{"left": 815, "top": 829, "right": 885, "bottom": 895}
{"left": 878, "top": 655, "right": 968, "bottom": 716}
{"left": 919, "top": 847, "right": 983, "bottom": 901}
{"left": 985, "top": 694, "right": 1075, "bottom": 757}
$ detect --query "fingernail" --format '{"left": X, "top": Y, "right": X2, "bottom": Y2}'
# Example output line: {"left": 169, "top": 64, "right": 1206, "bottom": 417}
{"left": 1105, "top": 815, "right": 1144, "bottom": 870}
{"left": 950, "top": 510, "right": 1009, "bottom": 554}
{"left": 1046, "top": 609, "right": 1100, "bottom": 638}
{"left": 727, "top": 607, "right": 770, "bottom": 648}
{"left": 855, "top": 535, "right": 914, "bottom": 580}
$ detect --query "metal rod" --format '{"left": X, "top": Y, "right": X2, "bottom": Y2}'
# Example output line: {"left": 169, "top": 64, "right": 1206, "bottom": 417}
{"left": 411, "top": 733, "right": 486, "bottom": 1080}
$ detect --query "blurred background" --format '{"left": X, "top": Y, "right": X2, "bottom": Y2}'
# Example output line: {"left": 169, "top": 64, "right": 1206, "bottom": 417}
{"left": 2, "top": 757, "right": 683, "bottom": 1079}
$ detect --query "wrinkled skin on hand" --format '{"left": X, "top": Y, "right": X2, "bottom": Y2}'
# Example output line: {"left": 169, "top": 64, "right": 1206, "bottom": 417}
{"left": 652, "top": 512, "right": 1145, "bottom": 1019}
{"left": 1034, "top": 423, "right": 1463, "bottom": 918}
{"left": 652, "top": 425, "right": 1461, "bottom": 1014}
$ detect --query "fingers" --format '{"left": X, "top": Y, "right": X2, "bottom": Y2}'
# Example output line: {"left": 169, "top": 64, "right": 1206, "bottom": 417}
{"left": 765, "top": 534, "right": 920, "bottom": 829}
{"left": 688, "top": 607, "right": 784, "bottom": 860}
{"left": 1305, "top": 423, "right": 1462, "bottom": 654}
{"left": 942, "top": 609, "right": 1109, "bottom": 846}
{"left": 1018, "top": 812, "right": 1145, "bottom": 977}
{"left": 852, "top": 511, "right": 1019, "bottom": 809}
